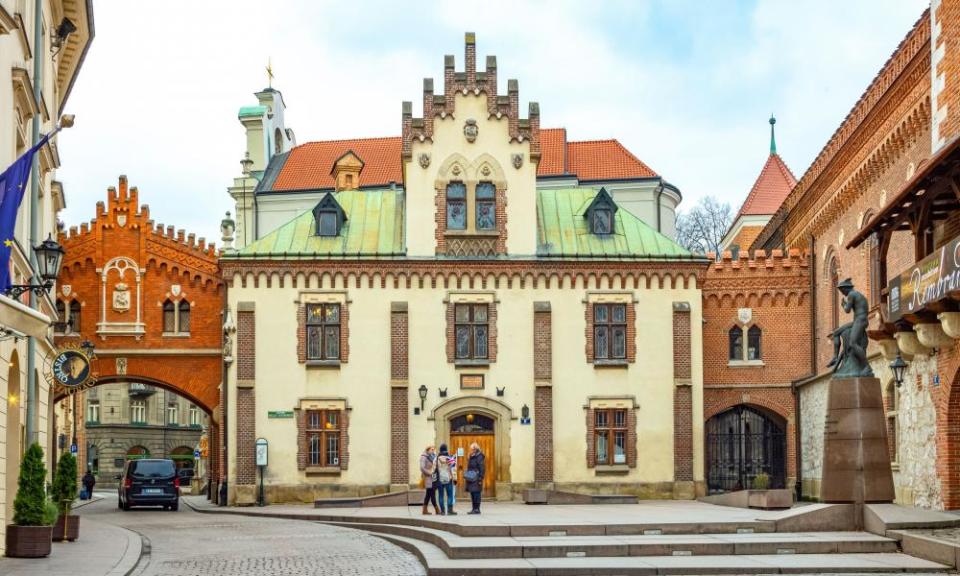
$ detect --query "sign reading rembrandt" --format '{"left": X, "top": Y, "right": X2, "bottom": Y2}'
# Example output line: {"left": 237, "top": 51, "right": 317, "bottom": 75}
{"left": 888, "top": 235, "right": 960, "bottom": 322}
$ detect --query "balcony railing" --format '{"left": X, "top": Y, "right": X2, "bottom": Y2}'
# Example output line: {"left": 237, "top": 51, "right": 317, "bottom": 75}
{"left": 128, "top": 383, "right": 156, "bottom": 397}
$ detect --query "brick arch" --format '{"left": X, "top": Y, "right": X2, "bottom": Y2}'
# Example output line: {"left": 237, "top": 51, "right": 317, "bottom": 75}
{"left": 704, "top": 398, "right": 790, "bottom": 424}
{"left": 56, "top": 369, "right": 219, "bottom": 415}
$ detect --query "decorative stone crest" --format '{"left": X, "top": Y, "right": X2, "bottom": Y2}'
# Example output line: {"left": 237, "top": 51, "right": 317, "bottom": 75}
{"left": 737, "top": 308, "right": 752, "bottom": 325}
{"left": 452, "top": 164, "right": 462, "bottom": 176}
{"left": 480, "top": 164, "right": 491, "bottom": 177}
{"left": 112, "top": 282, "right": 130, "bottom": 312}
{"left": 464, "top": 119, "right": 478, "bottom": 143}
{"left": 61, "top": 285, "right": 72, "bottom": 297}
{"left": 418, "top": 153, "right": 431, "bottom": 169}
{"left": 117, "top": 214, "right": 127, "bottom": 227}
{"left": 116, "top": 357, "right": 127, "bottom": 376}
{"left": 512, "top": 153, "right": 523, "bottom": 169}
{"left": 171, "top": 284, "right": 182, "bottom": 297}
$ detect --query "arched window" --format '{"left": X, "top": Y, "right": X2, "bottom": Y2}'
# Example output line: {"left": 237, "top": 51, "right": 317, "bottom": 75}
{"left": 728, "top": 326, "right": 743, "bottom": 361}
{"left": 274, "top": 127, "right": 283, "bottom": 155}
{"left": 475, "top": 182, "right": 496, "bottom": 230}
{"left": 747, "top": 325, "right": 762, "bottom": 360}
{"left": 178, "top": 301, "right": 191, "bottom": 333}
{"left": 446, "top": 182, "right": 467, "bottom": 230}
{"left": 126, "top": 445, "right": 149, "bottom": 459}
{"left": 69, "top": 300, "right": 81, "bottom": 333}
{"left": 55, "top": 300, "right": 67, "bottom": 333}
{"left": 163, "top": 300, "right": 176, "bottom": 333}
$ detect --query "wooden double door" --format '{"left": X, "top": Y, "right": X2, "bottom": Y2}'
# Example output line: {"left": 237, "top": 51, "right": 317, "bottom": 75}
{"left": 448, "top": 433, "right": 496, "bottom": 497}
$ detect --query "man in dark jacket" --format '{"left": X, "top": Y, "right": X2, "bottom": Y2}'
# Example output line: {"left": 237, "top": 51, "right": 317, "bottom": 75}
{"left": 466, "top": 442, "right": 485, "bottom": 514}
{"left": 82, "top": 469, "right": 96, "bottom": 500}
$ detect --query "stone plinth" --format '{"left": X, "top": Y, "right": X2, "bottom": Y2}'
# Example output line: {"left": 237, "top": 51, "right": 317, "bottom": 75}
{"left": 821, "top": 377, "right": 895, "bottom": 503}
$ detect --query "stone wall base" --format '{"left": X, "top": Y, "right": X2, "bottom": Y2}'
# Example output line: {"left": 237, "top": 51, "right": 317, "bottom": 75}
{"left": 233, "top": 481, "right": 706, "bottom": 504}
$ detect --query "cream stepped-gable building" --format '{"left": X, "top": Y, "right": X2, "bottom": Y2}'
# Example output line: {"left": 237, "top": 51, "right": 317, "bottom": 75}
{"left": 220, "top": 34, "right": 706, "bottom": 505}
{"left": 0, "top": 0, "right": 93, "bottom": 548}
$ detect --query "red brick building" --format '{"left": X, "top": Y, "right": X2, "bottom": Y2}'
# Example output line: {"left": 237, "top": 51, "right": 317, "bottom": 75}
{"left": 55, "top": 176, "right": 223, "bottom": 491}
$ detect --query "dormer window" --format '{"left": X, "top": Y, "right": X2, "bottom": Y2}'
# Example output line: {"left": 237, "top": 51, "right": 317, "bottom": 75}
{"left": 584, "top": 187, "right": 618, "bottom": 236}
{"left": 312, "top": 192, "right": 347, "bottom": 237}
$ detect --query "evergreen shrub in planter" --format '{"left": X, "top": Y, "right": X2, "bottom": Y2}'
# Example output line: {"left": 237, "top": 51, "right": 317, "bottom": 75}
{"left": 5, "top": 444, "right": 54, "bottom": 558}
{"left": 51, "top": 452, "right": 79, "bottom": 542}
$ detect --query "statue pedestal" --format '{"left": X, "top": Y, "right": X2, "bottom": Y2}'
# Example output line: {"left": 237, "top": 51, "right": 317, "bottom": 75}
{"left": 821, "top": 377, "right": 895, "bottom": 503}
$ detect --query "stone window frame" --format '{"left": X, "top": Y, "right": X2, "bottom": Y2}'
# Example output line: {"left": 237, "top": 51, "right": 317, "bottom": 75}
{"left": 445, "top": 292, "right": 498, "bottom": 366}
{"left": 166, "top": 402, "right": 179, "bottom": 426}
{"left": 728, "top": 323, "right": 764, "bottom": 367}
{"left": 434, "top": 154, "right": 508, "bottom": 255}
{"left": 295, "top": 398, "right": 350, "bottom": 474}
{"left": 130, "top": 399, "right": 146, "bottom": 425}
{"left": 297, "top": 291, "right": 350, "bottom": 367}
{"left": 584, "top": 397, "right": 638, "bottom": 473}
{"left": 86, "top": 399, "right": 100, "bottom": 424}
{"left": 54, "top": 298, "right": 82, "bottom": 335}
{"left": 583, "top": 292, "right": 636, "bottom": 366}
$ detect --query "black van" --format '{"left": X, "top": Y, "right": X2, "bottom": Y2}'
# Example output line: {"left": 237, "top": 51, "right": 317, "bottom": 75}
{"left": 117, "top": 459, "right": 180, "bottom": 511}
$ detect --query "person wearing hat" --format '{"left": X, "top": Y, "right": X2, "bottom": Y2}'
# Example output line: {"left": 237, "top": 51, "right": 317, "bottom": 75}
{"left": 826, "top": 278, "right": 871, "bottom": 376}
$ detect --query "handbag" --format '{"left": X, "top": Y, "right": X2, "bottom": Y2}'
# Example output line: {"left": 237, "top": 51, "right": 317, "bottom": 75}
{"left": 463, "top": 469, "right": 479, "bottom": 483}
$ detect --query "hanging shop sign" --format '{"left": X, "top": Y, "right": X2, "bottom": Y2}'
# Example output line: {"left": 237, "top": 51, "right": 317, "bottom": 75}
{"left": 888, "top": 236, "right": 960, "bottom": 323}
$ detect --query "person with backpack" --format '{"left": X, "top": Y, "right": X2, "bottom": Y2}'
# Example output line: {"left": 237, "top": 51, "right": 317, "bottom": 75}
{"left": 465, "top": 442, "right": 485, "bottom": 514}
{"left": 435, "top": 444, "right": 457, "bottom": 515}
{"left": 82, "top": 469, "right": 96, "bottom": 500}
{"left": 419, "top": 445, "right": 440, "bottom": 515}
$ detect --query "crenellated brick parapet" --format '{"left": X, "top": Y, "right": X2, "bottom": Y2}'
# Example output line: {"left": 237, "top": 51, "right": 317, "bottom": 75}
{"left": 402, "top": 32, "right": 540, "bottom": 161}
{"left": 59, "top": 175, "right": 219, "bottom": 283}
{"left": 703, "top": 249, "right": 810, "bottom": 308}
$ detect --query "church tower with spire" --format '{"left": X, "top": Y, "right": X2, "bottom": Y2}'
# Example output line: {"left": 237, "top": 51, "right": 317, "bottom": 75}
{"left": 719, "top": 116, "right": 797, "bottom": 255}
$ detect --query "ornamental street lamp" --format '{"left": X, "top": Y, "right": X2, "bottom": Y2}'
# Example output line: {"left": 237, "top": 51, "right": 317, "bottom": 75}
{"left": 5, "top": 234, "right": 65, "bottom": 299}
{"left": 890, "top": 353, "right": 908, "bottom": 388}
{"left": 418, "top": 384, "right": 428, "bottom": 413}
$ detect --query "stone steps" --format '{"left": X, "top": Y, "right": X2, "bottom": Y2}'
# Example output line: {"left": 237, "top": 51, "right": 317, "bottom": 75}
{"left": 325, "top": 521, "right": 899, "bottom": 560}
{"left": 373, "top": 531, "right": 952, "bottom": 575}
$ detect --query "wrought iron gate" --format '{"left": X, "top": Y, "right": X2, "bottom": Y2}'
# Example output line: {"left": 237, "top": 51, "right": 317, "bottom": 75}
{"left": 706, "top": 405, "right": 786, "bottom": 494}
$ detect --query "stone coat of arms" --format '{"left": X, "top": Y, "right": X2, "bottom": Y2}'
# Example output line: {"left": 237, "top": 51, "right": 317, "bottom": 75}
{"left": 112, "top": 282, "right": 131, "bottom": 312}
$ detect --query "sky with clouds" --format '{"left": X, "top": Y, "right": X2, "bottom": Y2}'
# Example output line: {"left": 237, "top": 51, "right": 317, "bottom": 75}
{"left": 55, "top": 0, "right": 929, "bottom": 245}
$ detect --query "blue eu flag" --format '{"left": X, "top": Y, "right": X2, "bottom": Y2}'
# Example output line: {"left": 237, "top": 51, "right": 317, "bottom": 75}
{"left": 0, "top": 134, "right": 52, "bottom": 291}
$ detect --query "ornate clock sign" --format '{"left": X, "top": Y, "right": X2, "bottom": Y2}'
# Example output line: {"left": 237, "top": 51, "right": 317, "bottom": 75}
{"left": 45, "top": 344, "right": 97, "bottom": 395}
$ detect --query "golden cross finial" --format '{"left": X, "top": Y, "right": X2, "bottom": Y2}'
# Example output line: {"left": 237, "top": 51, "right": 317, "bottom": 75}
{"left": 266, "top": 58, "right": 274, "bottom": 89}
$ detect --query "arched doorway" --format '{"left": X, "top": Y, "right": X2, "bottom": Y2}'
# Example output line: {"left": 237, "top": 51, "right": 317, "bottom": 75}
{"left": 448, "top": 414, "right": 495, "bottom": 497}
{"left": 126, "top": 445, "right": 150, "bottom": 460}
{"left": 431, "top": 396, "right": 514, "bottom": 499}
{"left": 4, "top": 350, "right": 20, "bottom": 523}
{"left": 170, "top": 446, "right": 194, "bottom": 472}
{"left": 706, "top": 405, "right": 786, "bottom": 494}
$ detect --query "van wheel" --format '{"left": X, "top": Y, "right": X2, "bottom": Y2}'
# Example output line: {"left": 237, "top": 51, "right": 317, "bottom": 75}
{"left": 122, "top": 501, "right": 130, "bottom": 511}
{"left": 171, "top": 501, "right": 179, "bottom": 512}
{"left": 117, "top": 498, "right": 122, "bottom": 509}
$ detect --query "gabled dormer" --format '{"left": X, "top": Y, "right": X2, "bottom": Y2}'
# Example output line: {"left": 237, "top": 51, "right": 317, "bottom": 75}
{"left": 331, "top": 150, "right": 364, "bottom": 191}
{"left": 313, "top": 192, "right": 347, "bottom": 237}
{"left": 584, "top": 188, "right": 618, "bottom": 235}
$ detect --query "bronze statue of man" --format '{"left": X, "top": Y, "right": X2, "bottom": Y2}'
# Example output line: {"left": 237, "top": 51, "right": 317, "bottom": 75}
{"left": 826, "top": 278, "right": 874, "bottom": 378}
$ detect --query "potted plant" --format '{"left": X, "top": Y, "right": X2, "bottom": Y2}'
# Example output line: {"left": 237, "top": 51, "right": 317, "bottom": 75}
{"left": 51, "top": 452, "right": 79, "bottom": 542}
{"left": 6, "top": 443, "right": 56, "bottom": 557}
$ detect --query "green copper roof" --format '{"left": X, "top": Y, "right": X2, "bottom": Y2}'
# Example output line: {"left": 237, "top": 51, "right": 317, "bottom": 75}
{"left": 238, "top": 105, "right": 268, "bottom": 118}
{"left": 238, "top": 190, "right": 404, "bottom": 256}
{"left": 537, "top": 188, "right": 690, "bottom": 258}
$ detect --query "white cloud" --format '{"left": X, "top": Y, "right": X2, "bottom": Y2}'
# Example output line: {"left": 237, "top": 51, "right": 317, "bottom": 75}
{"left": 55, "top": 0, "right": 930, "bottom": 244}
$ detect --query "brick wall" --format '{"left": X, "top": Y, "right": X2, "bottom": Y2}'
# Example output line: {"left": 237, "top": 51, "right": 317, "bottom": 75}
{"left": 533, "top": 302, "right": 552, "bottom": 483}
{"left": 934, "top": 0, "right": 960, "bottom": 149}
{"left": 390, "top": 302, "right": 409, "bottom": 485}
{"left": 673, "top": 304, "right": 693, "bottom": 482}
{"left": 237, "top": 310, "right": 255, "bottom": 381}
{"left": 236, "top": 388, "right": 255, "bottom": 484}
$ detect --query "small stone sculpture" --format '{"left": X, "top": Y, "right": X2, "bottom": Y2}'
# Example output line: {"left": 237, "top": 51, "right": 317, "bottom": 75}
{"left": 827, "top": 278, "right": 874, "bottom": 378}
{"left": 464, "top": 119, "right": 478, "bottom": 143}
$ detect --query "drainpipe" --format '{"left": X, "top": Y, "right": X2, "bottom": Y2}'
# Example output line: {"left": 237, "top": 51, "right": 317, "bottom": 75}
{"left": 655, "top": 180, "right": 664, "bottom": 233}
{"left": 26, "top": 0, "right": 44, "bottom": 445}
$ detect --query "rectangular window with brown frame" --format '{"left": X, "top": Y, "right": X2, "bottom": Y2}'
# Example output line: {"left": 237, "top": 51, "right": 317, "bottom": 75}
{"left": 306, "top": 303, "right": 341, "bottom": 361}
{"left": 595, "top": 408, "right": 627, "bottom": 465}
{"left": 305, "top": 409, "right": 341, "bottom": 467}
{"left": 455, "top": 303, "right": 489, "bottom": 360}
{"left": 593, "top": 303, "right": 627, "bottom": 361}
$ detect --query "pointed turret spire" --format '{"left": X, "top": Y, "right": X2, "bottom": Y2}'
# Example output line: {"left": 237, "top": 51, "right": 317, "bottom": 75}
{"left": 769, "top": 114, "right": 777, "bottom": 155}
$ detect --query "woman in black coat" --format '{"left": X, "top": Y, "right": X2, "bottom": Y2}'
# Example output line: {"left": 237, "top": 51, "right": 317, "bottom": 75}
{"left": 465, "top": 442, "right": 485, "bottom": 514}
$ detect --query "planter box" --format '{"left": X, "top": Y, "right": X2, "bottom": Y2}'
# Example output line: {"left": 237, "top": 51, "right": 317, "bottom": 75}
{"left": 5, "top": 525, "right": 52, "bottom": 558}
{"left": 52, "top": 515, "right": 79, "bottom": 542}
{"left": 747, "top": 489, "right": 793, "bottom": 509}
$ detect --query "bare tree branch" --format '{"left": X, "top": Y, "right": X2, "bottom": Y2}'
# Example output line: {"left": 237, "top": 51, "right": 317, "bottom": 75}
{"left": 675, "top": 196, "right": 733, "bottom": 255}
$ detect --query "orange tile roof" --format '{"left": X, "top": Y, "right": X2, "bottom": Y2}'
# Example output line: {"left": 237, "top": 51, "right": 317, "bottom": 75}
{"left": 266, "top": 130, "right": 657, "bottom": 191}
{"left": 737, "top": 153, "right": 797, "bottom": 217}
{"left": 270, "top": 136, "right": 402, "bottom": 191}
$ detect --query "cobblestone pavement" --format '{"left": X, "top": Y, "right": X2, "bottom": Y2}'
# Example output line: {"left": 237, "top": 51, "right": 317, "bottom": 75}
{"left": 80, "top": 493, "right": 425, "bottom": 576}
